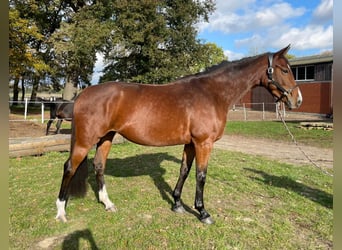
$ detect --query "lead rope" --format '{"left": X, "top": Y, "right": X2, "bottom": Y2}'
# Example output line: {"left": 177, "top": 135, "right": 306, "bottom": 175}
{"left": 277, "top": 108, "right": 333, "bottom": 177}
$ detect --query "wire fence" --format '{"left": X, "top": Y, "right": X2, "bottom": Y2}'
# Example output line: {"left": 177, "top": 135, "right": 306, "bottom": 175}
{"left": 230, "top": 102, "right": 286, "bottom": 121}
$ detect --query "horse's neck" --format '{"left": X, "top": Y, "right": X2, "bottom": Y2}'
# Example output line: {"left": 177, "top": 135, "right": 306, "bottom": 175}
{"left": 204, "top": 56, "right": 266, "bottom": 109}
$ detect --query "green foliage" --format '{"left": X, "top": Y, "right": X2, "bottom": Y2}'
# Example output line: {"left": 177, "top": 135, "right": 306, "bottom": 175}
{"left": 50, "top": 0, "right": 114, "bottom": 86}
{"left": 9, "top": 8, "right": 49, "bottom": 78}
{"left": 100, "top": 0, "right": 218, "bottom": 84}
{"left": 10, "top": 0, "right": 220, "bottom": 99}
{"left": 192, "top": 42, "right": 228, "bottom": 73}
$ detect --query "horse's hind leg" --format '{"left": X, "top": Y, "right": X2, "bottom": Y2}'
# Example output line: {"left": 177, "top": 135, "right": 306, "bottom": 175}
{"left": 56, "top": 119, "right": 63, "bottom": 134}
{"left": 56, "top": 146, "right": 89, "bottom": 222}
{"left": 93, "top": 131, "right": 117, "bottom": 212}
{"left": 46, "top": 119, "right": 53, "bottom": 135}
{"left": 172, "top": 142, "right": 195, "bottom": 213}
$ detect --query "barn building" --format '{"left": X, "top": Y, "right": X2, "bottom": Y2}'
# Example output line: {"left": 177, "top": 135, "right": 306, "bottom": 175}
{"left": 238, "top": 53, "right": 333, "bottom": 117}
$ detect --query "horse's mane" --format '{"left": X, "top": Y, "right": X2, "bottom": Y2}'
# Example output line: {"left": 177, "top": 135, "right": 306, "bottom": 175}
{"left": 175, "top": 52, "right": 267, "bottom": 82}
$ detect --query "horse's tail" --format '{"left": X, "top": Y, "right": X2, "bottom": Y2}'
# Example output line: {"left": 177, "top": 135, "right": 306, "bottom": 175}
{"left": 68, "top": 117, "right": 88, "bottom": 197}
{"left": 68, "top": 155, "right": 88, "bottom": 197}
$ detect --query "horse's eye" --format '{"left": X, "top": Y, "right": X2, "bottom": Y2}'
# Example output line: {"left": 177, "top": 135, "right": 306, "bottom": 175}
{"left": 281, "top": 68, "right": 289, "bottom": 74}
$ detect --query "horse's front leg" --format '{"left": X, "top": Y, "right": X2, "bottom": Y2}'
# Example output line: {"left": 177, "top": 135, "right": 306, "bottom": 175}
{"left": 194, "top": 141, "right": 214, "bottom": 224}
{"left": 172, "top": 143, "right": 195, "bottom": 213}
{"left": 93, "top": 132, "right": 117, "bottom": 212}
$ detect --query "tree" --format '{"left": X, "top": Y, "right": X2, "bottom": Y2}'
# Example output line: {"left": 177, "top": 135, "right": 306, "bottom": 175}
{"left": 191, "top": 42, "right": 228, "bottom": 73}
{"left": 10, "top": 0, "right": 222, "bottom": 101}
{"left": 50, "top": 0, "right": 114, "bottom": 99}
{"left": 10, "top": 0, "right": 114, "bottom": 100}
{"left": 9, "top": 8, "right": 49, "bottom": 103}
{"left": 10, "top": 0, "right": 69, "bottom": 100}
{"left": 100, "top": 0, "right": 216, "bottom": 84}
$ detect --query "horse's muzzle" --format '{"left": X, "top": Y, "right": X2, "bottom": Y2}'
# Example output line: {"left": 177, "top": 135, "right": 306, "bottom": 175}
{"left": 286, "top": 89, "right": 303, "bottom": 110}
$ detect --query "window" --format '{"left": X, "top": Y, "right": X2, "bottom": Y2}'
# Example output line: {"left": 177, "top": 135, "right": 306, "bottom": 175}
{"left": 291, "top": 63, "right": 333, "bottom": 81}
{"left": 291, "top": 65, "right": 315, "bottom": 81}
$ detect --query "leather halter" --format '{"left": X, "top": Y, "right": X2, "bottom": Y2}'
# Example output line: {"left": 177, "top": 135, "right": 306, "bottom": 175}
{"left": 267, "top": 53, "right": 298, "bottom": 102}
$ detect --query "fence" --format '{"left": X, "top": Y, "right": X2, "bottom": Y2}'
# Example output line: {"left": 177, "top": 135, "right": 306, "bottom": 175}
{"left": 9, "top": 98, "right": 72, "bottom": 123}
{"left": 9, "top": 99, "right": 286, "bottom": 123}
{"left": 230, "top": 102, "right": 286, "bottom": 121}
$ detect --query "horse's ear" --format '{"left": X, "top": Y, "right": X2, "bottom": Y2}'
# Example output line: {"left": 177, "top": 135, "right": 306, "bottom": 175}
{"left": 276, "top": 44, "right": 291, "bottom": 57}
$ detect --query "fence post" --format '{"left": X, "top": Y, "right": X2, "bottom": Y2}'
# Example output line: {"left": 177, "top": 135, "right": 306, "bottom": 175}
{"left": 243, "top": 103, "right": 247, "bottom": 121}
{"left": 24, "top": 98, "right": 28, "bottom": 120}
{"left": 262, "top": 102, "right": 265, "bottom": 120}
{"left": 41, "top": 102, "right": 44, "bottom": 123}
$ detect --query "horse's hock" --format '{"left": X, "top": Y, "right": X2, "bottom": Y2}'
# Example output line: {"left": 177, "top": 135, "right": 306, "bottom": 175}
{"left": 9, "top": 134, "right": 125, "bottom": 158}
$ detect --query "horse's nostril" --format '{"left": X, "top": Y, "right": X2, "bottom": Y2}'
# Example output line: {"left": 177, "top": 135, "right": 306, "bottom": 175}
{"left": 297, "top": 99, "right": 302, "bottom": 106}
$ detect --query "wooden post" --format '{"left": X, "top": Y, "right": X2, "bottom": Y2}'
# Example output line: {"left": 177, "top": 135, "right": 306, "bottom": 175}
{"left": 24, "top": 98, "right": 28, "bottom": 120}
{"left": 41, "top": 102, "right": 44, "bottom": 123}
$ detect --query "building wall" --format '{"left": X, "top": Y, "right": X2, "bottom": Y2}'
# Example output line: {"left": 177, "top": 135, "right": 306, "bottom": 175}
{"left": 295, "top": 82, "right": 332, "bottom": 114}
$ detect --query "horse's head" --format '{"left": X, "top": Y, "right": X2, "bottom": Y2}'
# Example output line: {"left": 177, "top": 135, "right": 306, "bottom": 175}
{"left": 262, "top": 45, "right": 302, "bottom": 110}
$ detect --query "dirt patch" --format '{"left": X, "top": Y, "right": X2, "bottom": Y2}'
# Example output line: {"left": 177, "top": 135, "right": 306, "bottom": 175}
{"left": 215, "top": 135, "right": 333, "bottom": 170}
{"left": 9, "top": 114, "right": 71, "bottom": 138}
{"left": 9, "top": 115, "right": 47, "bottom": 138}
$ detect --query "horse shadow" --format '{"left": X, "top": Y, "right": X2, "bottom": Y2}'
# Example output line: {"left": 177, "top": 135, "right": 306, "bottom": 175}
{"left": 61, "top": 228, "right": 99, "bottom": 250}
{"left": 244, "top": 168, "right": 332, "bottom": 209}
{"left": 87, "top": 152, "right": 198, "bottom": 216}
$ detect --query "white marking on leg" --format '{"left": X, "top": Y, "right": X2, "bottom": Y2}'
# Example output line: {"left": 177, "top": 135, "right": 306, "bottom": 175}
{"left": 99, "top": 184, "right": 117, "bottom": 212}
{"left": 55, "top": 199, "right": 67, "bottom": 222}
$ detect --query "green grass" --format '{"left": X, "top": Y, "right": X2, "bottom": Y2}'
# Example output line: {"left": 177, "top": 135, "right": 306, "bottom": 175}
{"left": 225, "top": 121, "right": 333, "bottom": 148}
{"left": 9, "top": 143, "right": 333, "bottom": 249}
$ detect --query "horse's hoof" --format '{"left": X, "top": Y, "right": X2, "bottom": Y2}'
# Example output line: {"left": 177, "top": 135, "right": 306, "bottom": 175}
{"left": 172, "top": 205, "right": 186, "bottom": 213}
{"left": 200, "top": 216, "right": 214, "bottom": 225}
{"left": 55, "top": 214, "right": 67, "bottom": 223}
{"left": 106, "top": 205, "right": 117, "bottom": 212}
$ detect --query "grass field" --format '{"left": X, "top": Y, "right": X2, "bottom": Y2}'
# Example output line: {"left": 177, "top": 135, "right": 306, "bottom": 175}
{"left": 9, "top": 141, "right": 333, "bottom": 249}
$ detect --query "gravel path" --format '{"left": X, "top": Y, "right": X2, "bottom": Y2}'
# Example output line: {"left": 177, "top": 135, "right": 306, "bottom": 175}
{"left": 215, "top": 134, "right": 333, "bottom": 169}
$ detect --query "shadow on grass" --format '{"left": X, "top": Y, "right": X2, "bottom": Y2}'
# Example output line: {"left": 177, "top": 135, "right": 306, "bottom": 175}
{"left": 87, "top": 152, "right": 199, "bottom": 217}
{"left": 244, "top": 168, "right": 332, "bottom": 209}
{"left": 62, "top": 229, "right": 99, "bottom": 250}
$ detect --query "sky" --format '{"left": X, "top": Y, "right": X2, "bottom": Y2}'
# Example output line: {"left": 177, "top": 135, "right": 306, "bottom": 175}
{"left": 197, "top": 0, "right": 333, "bottom": 60}
{"left": 91, "top": 0, "right": 333, "bottom": 84}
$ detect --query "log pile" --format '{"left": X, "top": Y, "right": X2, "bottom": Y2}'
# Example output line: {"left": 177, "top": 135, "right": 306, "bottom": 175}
{"left": 9, "top": 134, "right": 71, "bottom": 158}
{"left": 299, "top": 122, "right": 333, "bottom": 131}
{"left": 9, "top": 134, "right": 125, "bottom": 158}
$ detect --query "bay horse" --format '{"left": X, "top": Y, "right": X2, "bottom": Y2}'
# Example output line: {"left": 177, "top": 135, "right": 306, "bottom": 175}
{"left": 55, "top": 45, "right": 302, "bottom": 224}
{"left": 46, "top": 99, "right": 74, "bottom": 135}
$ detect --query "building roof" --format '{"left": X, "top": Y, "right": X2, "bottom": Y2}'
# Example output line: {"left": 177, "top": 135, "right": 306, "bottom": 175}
{"left": 289, "top": 53, "right": 333, "bottom": 66}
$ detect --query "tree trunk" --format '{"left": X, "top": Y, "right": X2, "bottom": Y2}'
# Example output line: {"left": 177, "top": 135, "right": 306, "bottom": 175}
{"left": 12, "top": 77, "right": 19, "bottom": 106}
{"left": 21, "top": 77, "right": 25, "bottom": 101}
{"left": 62, "top": 78, "right": 77, "bottom": 100}
{"left": 30, "top": 76, "right": 39, "bottom": 101}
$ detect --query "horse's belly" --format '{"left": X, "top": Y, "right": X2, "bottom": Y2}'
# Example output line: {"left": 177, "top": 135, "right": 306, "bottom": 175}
{"left": 118, "top": 125, "right": 191, "bottom": 146}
